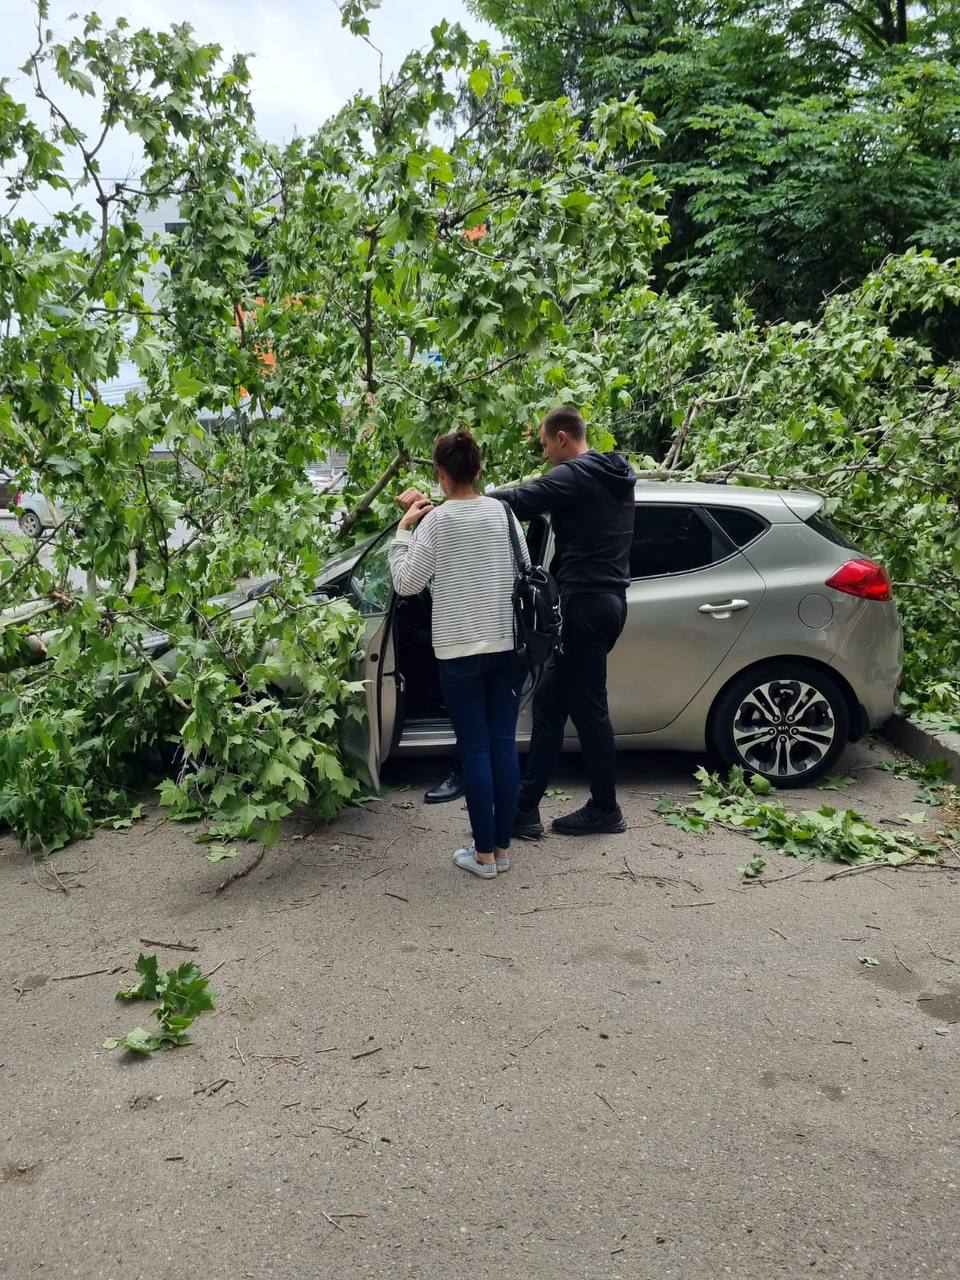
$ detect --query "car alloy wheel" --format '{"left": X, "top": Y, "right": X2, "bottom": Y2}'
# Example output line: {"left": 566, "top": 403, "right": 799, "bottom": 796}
{"left": 732, "top": 679, "right": 836, "bottom": 778}
{"left": 709, "top": 661, "right": 850, "bottom": 787}
{"left": 19, "top": 510, "right": 42, "bottom": 538}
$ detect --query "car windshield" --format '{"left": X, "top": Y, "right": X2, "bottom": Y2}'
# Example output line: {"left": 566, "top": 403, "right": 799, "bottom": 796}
{"left": 348, "top": 528, "right": 396, "bottom": 615}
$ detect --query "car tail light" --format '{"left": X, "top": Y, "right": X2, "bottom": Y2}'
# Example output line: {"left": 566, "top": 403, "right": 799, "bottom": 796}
{"left": 825, "top": 559, "right": 892, "bottom": 601}
{"left": 14, "top": 490, "right": 22, "bottom": 505}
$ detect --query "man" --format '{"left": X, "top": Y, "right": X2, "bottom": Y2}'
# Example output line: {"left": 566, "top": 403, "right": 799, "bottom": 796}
{"left": 400, "top": 405, "right": 636, "bottom": 834}
{"left": 494, "top": 405, "right": 636, "bottom": 836}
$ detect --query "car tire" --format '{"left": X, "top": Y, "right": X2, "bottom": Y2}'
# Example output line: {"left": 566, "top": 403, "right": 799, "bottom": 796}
{"left": 708, "top": 661, "right": 850, "bottom": 788}
{"left": 18, "top": 510, "right": 42, "bottom": 539}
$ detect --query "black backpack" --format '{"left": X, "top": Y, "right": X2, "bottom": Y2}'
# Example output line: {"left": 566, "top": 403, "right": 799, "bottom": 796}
{"left": 499, "top": 503, "right": 563, "bottom": 679}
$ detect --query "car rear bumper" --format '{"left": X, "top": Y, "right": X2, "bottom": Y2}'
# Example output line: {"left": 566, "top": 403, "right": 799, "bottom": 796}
{"left": 829, "top": 600, "right": 902, "bottom": 730}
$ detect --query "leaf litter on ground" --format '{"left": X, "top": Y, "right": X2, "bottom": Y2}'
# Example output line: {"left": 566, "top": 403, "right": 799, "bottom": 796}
{"left": 105, "top": 953, "right": 216, "bottom": 1055}
{"left": 657, "top": 765, "right": 949, "bottom": 871}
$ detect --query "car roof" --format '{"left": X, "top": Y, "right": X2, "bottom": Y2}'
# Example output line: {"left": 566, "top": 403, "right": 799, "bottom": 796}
{"left": 633, "top": 480, "right": 822, "bottom": 520}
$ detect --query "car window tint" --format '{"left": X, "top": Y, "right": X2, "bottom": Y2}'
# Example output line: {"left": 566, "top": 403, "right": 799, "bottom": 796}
{"left": 805, "top": 512, "right": 859, "bottom": 552}
{"left": 349, "top": 530, "right": 395, "bottom": 614}
{"left": 706, "top": 506, "right": 767, "bottom": 548}
{"left": 630, "top": 506, "right": 730, "bottom": 578}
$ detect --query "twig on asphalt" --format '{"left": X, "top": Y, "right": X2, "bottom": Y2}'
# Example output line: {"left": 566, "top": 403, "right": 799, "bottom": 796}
{"left": 521, "top": 1026, "right": 550, "bottom": 1051}
{"left": 315, "top": 1123, "right": 369, "bottom": 1142}
{"left": 595, "top": 1091, "right": 620, "bottom": 1119}
{"left": 321, "top": 1211, "right": 345, "bottom": 1232}
{"left": 383, "top": 891, "right": 409, "bottom": 903}
{"left": 33, "top": 861, "right": 69, "bottom": 895}
{"left": 350, "top": 1045, "right": 383, "bottom": 1060}
{"left": 216, "top": 844, "right": 266, "bottom": 893}
{"left": 927, "top": 941, "right": 955, "bottom": 964}
{"left": 518, "top": 901, "right": 612, "bottom": 916}
{"left": 669, "top": 901, "right": 717, "bottom": 909}
{"left": 234, "top": 1035, "right": 246, "bottom": 1067}
{"left": 770, "top": 928, "right": 789, "bottom": 941}
{"left": 611, "top": 858, "right": 702, "bottom": 893}
{"left": 361, "top": 864, "right": 391, "bottom": 881}
{"left": 52, "top": 966, "right": 124, "bottom": 982}
{"left": 139, "top": 937, "right": 199, "bottom": 951}
{"left": 759, "top": 865, "right": 814, "bottom": 885}
{"left": 822, "top": 860, "right": 911, "bottom": 882}
{"left": 894, "top": 948, "right": 912, "bottom": 974}
{"left": 380, "top": 834, "right": 402, "bottom": 858}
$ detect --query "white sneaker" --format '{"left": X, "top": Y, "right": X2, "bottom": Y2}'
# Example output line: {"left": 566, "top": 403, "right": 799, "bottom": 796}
{"left": 452, "top": 845, "right": 497, "bottom": 879}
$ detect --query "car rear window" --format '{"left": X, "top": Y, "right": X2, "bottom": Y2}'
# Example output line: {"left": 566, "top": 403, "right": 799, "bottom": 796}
{"left": 630, "top": 506, "right": 731, "bottom": 578}
{"left": 705, "top": 506, "right": 767, "bottom": 548}
{"left": 805, "top": 512, "right": 859, "bottom": 551}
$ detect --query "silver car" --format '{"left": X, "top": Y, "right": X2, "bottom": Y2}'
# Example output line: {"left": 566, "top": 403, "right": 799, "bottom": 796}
{"left": 2, "top": 480, "right": 901, "bottom": 790}
{"left": 14, "top": 490, "right": 64, "bottom": 539}
{"left": 330, "top": 481, "right": 901, "bottom": 788}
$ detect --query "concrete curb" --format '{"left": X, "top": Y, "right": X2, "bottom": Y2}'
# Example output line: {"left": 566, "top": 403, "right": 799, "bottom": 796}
{"left": 883, "top": 713, "right": 960, "bottom": 782}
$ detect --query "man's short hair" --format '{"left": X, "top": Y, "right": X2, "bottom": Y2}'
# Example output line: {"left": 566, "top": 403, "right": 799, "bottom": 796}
{"left": 541, "top": 405, "right": 586, "bottom": 441}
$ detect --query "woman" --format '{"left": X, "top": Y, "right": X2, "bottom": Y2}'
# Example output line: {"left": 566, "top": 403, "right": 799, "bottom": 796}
{"left": 389, "top": 430, "right": 528, "bottom": 879}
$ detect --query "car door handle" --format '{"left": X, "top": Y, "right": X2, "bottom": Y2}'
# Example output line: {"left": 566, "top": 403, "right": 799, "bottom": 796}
{"left": 698, "top": 599, "right": 751, "bottom": 616}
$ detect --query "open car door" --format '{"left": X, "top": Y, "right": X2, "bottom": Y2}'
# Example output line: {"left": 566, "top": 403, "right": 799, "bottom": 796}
{"left": 340, "top": 529, "right": 401, "bottom": 790}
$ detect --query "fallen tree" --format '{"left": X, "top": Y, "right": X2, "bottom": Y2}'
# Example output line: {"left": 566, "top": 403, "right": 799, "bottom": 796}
{"left": 0, "top": 6, "right": 665, "bottom": 853}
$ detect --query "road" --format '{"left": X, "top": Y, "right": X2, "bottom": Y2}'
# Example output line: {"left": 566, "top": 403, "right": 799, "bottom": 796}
{"left": 2, "top": 740, "right": 958, "bottom": 1279}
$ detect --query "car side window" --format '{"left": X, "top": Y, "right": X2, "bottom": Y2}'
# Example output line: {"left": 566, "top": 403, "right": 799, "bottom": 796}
{"left": 349, "top": 529, "right": 395, "bottom": 615}
{"left": 705, "top": 506, "right": 768, "bottom": 548}
{"left": 630, "top": 505, "right": 732, "bottom": 579}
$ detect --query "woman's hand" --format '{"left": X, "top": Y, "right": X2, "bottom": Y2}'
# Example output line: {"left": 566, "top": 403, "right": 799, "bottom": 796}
{"left": 396, "top": 487, "right": 427, "bottom": 512}
{"left": 398, "top": 497, "right": 434, "bottom": 531}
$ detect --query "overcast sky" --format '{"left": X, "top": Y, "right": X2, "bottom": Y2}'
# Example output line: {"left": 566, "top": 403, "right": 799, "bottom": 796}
{"left": 3, "top": 0, "right": 498, "bottom": 197}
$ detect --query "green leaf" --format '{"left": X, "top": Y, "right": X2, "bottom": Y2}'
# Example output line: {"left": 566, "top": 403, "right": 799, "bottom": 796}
{"left": 116, "top": 953, "right": 162, "bottom": 1002}
{"left": 468, "top": 67, "right": 492, "bottom": 99}
{"left": 737, "top": 854, "right": 766, "bottom": 878}
{"left": 204, "top": 844, "right": 239, "bottom": 862}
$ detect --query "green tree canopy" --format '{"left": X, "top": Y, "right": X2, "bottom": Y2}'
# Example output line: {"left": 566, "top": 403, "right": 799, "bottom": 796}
{"left": 473, "top": 0, "right": 960, "bottom": 327}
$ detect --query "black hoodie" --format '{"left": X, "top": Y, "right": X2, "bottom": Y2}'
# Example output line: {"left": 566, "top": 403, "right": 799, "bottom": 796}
{"left": 495, "top": 450, "right": 637, "bottom": 597}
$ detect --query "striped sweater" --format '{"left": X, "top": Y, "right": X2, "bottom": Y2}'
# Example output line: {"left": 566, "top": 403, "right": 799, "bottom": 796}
{"left": 389, "top": 496, "right": 530, "bottom": 660}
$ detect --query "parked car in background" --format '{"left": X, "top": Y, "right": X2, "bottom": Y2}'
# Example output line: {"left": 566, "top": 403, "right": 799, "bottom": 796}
{"left": 15, "top": 490, "right": 64, "bottom": 538}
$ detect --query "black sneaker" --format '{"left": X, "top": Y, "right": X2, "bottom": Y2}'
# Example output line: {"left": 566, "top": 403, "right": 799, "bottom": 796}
{"left": 513, "top": 806, "right": 544, "bottom": 840}
{"left": 424, "top": 771, "right": 464, "bottom": 805}
{"left": 552, "top": 802, "right": 627, "bottom": 836}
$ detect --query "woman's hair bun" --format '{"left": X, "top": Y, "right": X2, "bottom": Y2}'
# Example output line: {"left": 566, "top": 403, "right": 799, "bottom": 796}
{"left": 433, "top": 428, "right": 482, "bottom": 485}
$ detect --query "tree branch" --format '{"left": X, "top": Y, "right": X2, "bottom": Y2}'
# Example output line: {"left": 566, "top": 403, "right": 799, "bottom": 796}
{"left": 338, "top": 451, "right": 407, "bottom": 539}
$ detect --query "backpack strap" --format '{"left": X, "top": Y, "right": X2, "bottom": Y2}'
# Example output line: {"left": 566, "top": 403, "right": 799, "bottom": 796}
{"left": 497, "top": 500, "right": 525, "bottom": 572}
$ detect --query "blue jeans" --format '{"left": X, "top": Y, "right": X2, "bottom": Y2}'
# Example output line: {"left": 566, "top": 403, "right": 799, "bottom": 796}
{"left": 438, "top": 650, "right": 523, "bottom": 854}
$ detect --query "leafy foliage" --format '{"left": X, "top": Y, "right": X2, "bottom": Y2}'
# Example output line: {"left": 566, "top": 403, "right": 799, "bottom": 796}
{"left": 616, "top": 253, "right": 960, "bottom": 713}
{"left": 3, "top": 2, "right": 960, "bottom": 859}
{"left": 658, "top": 766, "right": 944, "bottom": 868}
{"left": 106, "top": 953, "right": 216, "bottom": 1054}
{"left": 876, "top": 756, "right": 955, "bottom": 806}
{"left": 0, "top": 13, "right": 664, "bottom": 853}
{"left": 474, "top": 0, "right": 960, "bottom": 327}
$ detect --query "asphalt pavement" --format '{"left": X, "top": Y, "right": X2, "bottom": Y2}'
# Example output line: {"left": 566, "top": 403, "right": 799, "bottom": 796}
{"left": 1, "top": 741, "right": 958, "bottom": 1279}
